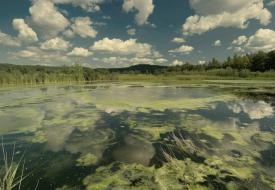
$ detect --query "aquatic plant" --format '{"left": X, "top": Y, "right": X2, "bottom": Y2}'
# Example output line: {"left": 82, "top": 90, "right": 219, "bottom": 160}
{"left": 83, "top": 163, "right": 158, "bottom": 190}
{"left": 76, "top": 153, "right": 98, "bottom": 167}
{"left": 0, "top": 145, "right": 25, "bottom": 190}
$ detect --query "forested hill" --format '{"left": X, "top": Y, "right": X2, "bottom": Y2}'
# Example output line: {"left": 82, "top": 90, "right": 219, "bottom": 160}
{"left": 0, "top": 50, "right": 275, "bottom": 85}
{"left": 109, "top": 64, "right": 168, "bottom": 73}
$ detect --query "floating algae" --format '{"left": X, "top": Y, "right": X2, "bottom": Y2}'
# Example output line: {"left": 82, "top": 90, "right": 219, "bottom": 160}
{"left": 83, "top": 163, "right": 158, "bottom": 190}
{"left": 76, "top": 153, "right": 99, "bottom": 166}
{"left": 0, "top": 107, "right": 44, "bottom": 134}
{"left": 0, "top": 83, "right": 274, "bottom": 190}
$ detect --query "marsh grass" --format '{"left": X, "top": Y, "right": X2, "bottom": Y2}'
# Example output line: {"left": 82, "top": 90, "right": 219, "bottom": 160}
{"left": 0, "top": 144, "right": 27, "bottom": 190}
{"left": 162, "top": 132, "right": 199, "bottom": 162}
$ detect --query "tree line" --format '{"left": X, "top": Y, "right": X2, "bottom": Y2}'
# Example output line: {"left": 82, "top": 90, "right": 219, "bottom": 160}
{"left": 0, "top": 64, "right": 116, "bottom": 85}
{"left": 0, "top": 50, "right": 275, "bottom": 85}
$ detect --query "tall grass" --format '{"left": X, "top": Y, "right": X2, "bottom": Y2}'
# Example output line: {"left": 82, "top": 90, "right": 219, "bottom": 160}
{"left": 162, "top": 132, "right": 199, "bottom": 162}
{"left": 0, "top": 144, "right": 26, "bottom": 190}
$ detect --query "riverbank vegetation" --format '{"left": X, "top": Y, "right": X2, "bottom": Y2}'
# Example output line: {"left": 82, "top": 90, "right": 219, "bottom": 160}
{"left": 1, "top": 50, "right": 275, "bottom": 85}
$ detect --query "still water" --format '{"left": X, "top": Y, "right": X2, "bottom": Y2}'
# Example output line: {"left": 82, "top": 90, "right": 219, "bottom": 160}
{"left": 0, "top": 83, "right": 274, "bottom": 190}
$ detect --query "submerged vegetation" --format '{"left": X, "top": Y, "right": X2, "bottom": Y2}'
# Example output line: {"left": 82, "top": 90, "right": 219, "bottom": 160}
{"left": 1, "top": 50, "right": 275, "bottom": 86}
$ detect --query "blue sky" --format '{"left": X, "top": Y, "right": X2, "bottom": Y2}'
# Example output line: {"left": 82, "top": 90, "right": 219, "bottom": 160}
{"left": 0, "top": 0, "right": 275, "bottom": 68}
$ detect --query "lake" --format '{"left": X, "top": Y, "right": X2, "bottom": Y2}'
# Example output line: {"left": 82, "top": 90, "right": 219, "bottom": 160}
{"left": 0, "top": 83, "right": 274, "bottom": 190}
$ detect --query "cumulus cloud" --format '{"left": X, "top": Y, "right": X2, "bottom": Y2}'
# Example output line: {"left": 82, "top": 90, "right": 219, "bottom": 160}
{"left": 213, "top": 40, "right": 221, "bottom": 47}
{"left": 183, "top": 0, "right": 272, "bottom": 35}
{"left": 11, "top": 46, "right": 70, "bottom": 64}
{"left": 29, "top": 0, "right": 70, "bottom": 38}
{"left": 40, "top": 37, "right": 71, "bottom": 50}
{"left": 101, "top": 57, "right": 152, "bottom": 66}
{"left": 122, "top": 0, "right": 154, "bottom": 25}
{"left": 169, "top": 45, "right": 194, "bottom": 54}
{"left": 231, "top": 29, "right": 275, "bottom": 52}
{"left": 171, "top": 59, "right": 184, "bottom": 66}
{"left": 155, "top": 58, "right": 168, "bottom": 64}
{"left": 245, "top": 28, "right": 275, "bottom": 52}
{"left": 52, "top": 0, "right": 105, "bottom": 12}
{"left": 69, "top": 17, "right": 97, "bottom": 38}
{"left": 171, "top": 37, "right": 186, "bottom": 43}
{"left": 12, "top": 50, "right": 38, "bottom": 58}
{"left": 232, "top": 35, "right": 248, "bottom": 45}
{"left": 68, "top": 47, "right": 93, "bottom": 57}
{"left": 100, "top": 56, "right": 166, "bottom": 66}
{"left": 228, "top": 100, "right": 274, "bottom": 119}
{"left": 12, "top": 18, "right": 38, "bottom": 43}
{"left": 268, "top": 0, "right": 275, "bottom": 6}
{"left": 91, "top": 38, "right": 157, "bottom": 57}
{"left": 0, "top": 31, "right": 20, "bottom": 47}
{"left": 127, "top": 28, "right": 136, "bottom": 36}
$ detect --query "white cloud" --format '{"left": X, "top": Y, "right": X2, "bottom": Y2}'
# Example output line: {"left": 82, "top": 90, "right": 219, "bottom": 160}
{"left": 122, "top": 0, "right": 154, "bottom": 25}
{"left": 127, "top": 28, "right": 136, "bottom": 36}
{"left": 63, "top": 29, "right": 75, "bottom": 38}
{"left": 70, "top": 17, "right": 97, "bottom": 38}
{"left": 29, "top": 0, "right": 70, "bottom": 38}
{"left": 231, "top": 29, "right": 275, "bottom": 52}
{"left": 268, "top": 0, "right": 275, "bottom": 6}
{"left": 171, "top": 37, "right": 186, "bottom": 43}
{"left": 52, "top": 0, "right": 104, "bottom": 12}
{"left": 245, "top": 28, "right": 275, "bottom": 52}
{"left": 155, "top": 58, "right": 168, "bottom": 64}
{"left": 228, "top": 100, "right": 273, "bottom": 119}
{"left": 169, "top": 45, "right": 194, "bottom": 54}
{"left": 213, "top": 40, "right": 221, "bottom": 47}
{"left": 100, "top": 56, "right": 166, "bottom": 66}
{"left": 12, "top": 18, "right": 38, "bottom": 43}
{"left": 198, "top": 60, "right": 206, "bottom": 65}
{"left": 12, "top": 50, "right": 38, "bottom": 58}
{"left": 183, "top": 0, "right": 272, "bottom": 35}
{"left": 91, "top": 38, "right": 155, "bottom": 57}
{"left": 40, "top": 37, "right": 71, "bottom": 50}
{"left": 232, "top": 35, "right": 248, "bottom": 45}
{"left": 171, "top": 59, "right": 184, "bottom": 66}
{"left": 101, "top": 57, "right": 153, "bottom": 66}
{"left": 0, "top": 31, "right": 20, "bottom": 47}
{"left": 11, "top": 46, "right": 70, "bottom": 64}
{"left": 68, "top": 47, "right": 93, "bottom": 57}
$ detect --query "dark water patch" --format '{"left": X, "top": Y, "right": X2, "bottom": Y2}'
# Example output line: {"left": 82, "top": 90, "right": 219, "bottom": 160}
{"left": 260, "top": 144, "right": 275, "bottom": 167}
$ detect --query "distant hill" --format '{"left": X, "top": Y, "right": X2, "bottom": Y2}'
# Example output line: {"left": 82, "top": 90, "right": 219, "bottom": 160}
{"left": 0, "top": 63, "right": 168, "bottom": 74}
{"left": 108, "top": 64, "right": 168, "bottom": 73}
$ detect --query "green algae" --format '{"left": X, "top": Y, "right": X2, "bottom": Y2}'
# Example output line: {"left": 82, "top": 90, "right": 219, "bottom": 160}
{"left": 205, "top": 156, "right": 255, "bottom": 180}
{"left": 65, "top": 128, "right": 115, "bottom": 163}
{"left": 56, "top": 185, "right": 80, "bottom": 190}
{"left": 31, "top": 131, "right": 47, "bottom": 143}
{"left": 252, "top": 132, "right": 275, "bottom": 145}
{"left": 155, "top": 158, "right": 216, "bottom": 190}
{"left": 94, "top": 94, "right": 236, "bottom": 113}
{"left": 0, "top": 83, "right": 275, "bottom": 189}
{"left": 180, "top": 114, "right": 260, "bottom": 146}
{"left": 76, "top": 153, "right": 99, "bottom": 166}
{"left": 83, "top": 163, "right": 158, "bottom": 190}
{"left": 0, "top": 108, "right": 43, "bottom": 134}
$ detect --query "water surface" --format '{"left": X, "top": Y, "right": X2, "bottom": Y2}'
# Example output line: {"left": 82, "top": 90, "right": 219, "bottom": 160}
{"left": 0, "top": 83, "right": 274, "bottom": 190}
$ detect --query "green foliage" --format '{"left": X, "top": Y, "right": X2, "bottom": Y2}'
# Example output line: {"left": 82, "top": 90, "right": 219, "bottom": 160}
{"left": 0, "top": 146, "right": 26, "bottom": 190}
{"left": 0, "top": 64, "right": 116, "bottom": 85}
{"left": 1, "top": 50, "right": 275, "bottom": 86}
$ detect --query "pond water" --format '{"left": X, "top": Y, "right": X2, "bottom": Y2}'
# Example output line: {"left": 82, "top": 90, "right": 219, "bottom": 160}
{"left": 0, "top": 83, "right": 274, "bottom": 190}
